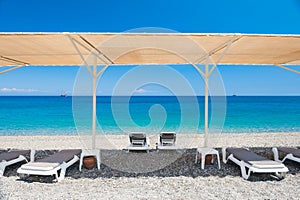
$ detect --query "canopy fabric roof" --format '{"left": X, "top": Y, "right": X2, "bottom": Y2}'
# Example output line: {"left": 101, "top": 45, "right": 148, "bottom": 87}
{"left": 0, "top": 33, "right": 300, "bottom": 67}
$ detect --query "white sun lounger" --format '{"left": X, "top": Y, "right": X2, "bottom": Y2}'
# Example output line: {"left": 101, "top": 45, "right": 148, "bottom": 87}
{"left": 157, "top": 132, "right": 177, "bottom": 150}
{"left": 0, "top": 150, "right": 35, "bottom": 176}
{"left": 222, "top": 148, "right": 288, "bottom": 180}
{"left": 127, "top": 132, "right": 149, "bottom": 153}
{"left": 272, "top": 147, "right": 300, "bottom": 164}
{"left": 17, "top": 149, "right": 81, "bottom": 182}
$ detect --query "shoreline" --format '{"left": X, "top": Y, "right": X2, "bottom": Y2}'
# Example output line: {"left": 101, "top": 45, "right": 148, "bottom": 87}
{"left": 1, "top": 132, "right": 299, "bottom": 150}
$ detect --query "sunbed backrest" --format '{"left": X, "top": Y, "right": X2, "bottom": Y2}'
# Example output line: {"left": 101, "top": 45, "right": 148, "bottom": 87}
{"left": 39, "top": 149, "right": 82, "bottom": 164}
{"left": 0, "top": 150, "right": 30, "bottom": 161}
{"left": 129, "top": 133, "right": 146, "bottom": 144}
{"left": 293, "top": 149, "right": 300, "bottom": 158}
{"left": 227, "top": 148, "right": 268, "bottom": 163}
{"left": 160, "top": 132, "right": 176, "bottom": 143}
{"left": 278, "top": 147, "right": 300, "bottom": 158}
{"left": 161, "top": 133, "right": 176, "bottom": 139}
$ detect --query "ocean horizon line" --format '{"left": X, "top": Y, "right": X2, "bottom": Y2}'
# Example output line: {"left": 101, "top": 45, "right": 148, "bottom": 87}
{"left": 1, "top": 95, "right": 300, "bottom": 97}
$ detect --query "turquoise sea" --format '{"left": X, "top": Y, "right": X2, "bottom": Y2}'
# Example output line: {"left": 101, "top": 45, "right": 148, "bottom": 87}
{"left": 0, "top": 96, "right": 299, "bottom": 136}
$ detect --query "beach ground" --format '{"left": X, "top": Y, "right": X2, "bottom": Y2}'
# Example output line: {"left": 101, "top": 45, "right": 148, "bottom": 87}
{"left": 0, "top": 132, "right": 299, "bottom": 200}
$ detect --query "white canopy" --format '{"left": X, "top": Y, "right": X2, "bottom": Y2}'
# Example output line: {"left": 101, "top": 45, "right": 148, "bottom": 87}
{"left": 0, "top": 32, "right": 300, "bottom": 67}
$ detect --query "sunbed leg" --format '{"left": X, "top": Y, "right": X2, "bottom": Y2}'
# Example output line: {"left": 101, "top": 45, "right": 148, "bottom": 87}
{"left": 201, "top": 154, "right": 205, "bottom": 169}
{"left": 30, "top": 149, "right": 35, "bottom": 162}
{"left": 79, "top": 153, "right": 83, "bottom": 171}
{"left": 222, "top": 148, "right": 227, "bottom": 163}
{"left": 57, "top": 163, "right": 67, "bottom": 182}
{"left": 55, "top": 172, "right": 59, "bottom": 182}
{"left": 96, "top": 150, "right": 101, "bottom": 170}
{"left": 272, "top": 147, "right": 280, "bottom": 162}
{"left": 0, "top": 162, "right": 6, "bottom": 176}
{"left": 240, "top": 161, "right": 250, "bottom": 180}
{"left": 275, "top": 172, "right": 286, "bottom": 179}
{"left": 216, "top": 153, "right": 221, "bottom": 169}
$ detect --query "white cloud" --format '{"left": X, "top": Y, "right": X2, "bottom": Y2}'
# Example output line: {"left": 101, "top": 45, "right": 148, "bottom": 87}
{"left": 134, "top": 88, "right": 150, "bottom": 94}
{"left": 0, "top": 87, "right": 39, "bottom": 93}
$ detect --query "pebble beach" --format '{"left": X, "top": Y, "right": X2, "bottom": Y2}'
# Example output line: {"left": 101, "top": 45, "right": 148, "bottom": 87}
{"left": 1, "top": 132, "right": 300, "bottom": 199}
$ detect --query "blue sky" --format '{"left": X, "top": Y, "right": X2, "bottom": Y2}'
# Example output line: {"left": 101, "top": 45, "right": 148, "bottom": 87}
{"left": 0, "top": 0, "right": 300, "bottom": 96}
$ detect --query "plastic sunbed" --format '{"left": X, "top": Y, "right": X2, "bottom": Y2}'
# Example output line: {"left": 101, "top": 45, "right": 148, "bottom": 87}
{"left": 17, "top": 149, "right": 81, "bottom": 182}
{"left": 272, "top": 147, "right": 300, "bottom": 164}
{"left": 157, "top": 132, "right": 177, "bottom": 150}
{"left": 0, "top": 150, "right": 35, "bottom": 176}
{"left": 222, "top": 147, "right": 288, "bottom": 180}
{"left": 127, "top": 132, "right": 149, "bottom": 153}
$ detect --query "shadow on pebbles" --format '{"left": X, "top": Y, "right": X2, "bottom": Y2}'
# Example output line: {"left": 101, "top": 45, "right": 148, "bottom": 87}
{"left": 2, "top": 147, "right": 299, "bottom": 183}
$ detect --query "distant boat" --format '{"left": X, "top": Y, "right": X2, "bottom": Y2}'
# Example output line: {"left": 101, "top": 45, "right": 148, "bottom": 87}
{"left": 232, "top": 94, "right": 237, "bottom": 97}
{"left": 60, "top": 92, "right": 67, "bottom": 97}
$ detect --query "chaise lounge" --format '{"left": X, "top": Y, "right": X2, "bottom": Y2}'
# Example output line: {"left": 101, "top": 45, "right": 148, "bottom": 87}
{"left": 17, "top": 149, "right": 81, "bottom": 182}
{"left": 157, "top": 132, "right": 177, "bottom": 150}
{"left": 127, "top": 132, "right": 149, "bottom": 153}
{"left": 0, "top": 150, "right": 35, "bottom": 176}
{"left": 272, "top": 147, "right": 300, "bottom": 164}
{"left": 222, "top": 147, "right": 288, "bottom": 180}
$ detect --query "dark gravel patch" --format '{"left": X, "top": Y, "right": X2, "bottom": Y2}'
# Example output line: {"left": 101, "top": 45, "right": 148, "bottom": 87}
{"left": 1, "top": 147, "right": 299, "bottom": 183}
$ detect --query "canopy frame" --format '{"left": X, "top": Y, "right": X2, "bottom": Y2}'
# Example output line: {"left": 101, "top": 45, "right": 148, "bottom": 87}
{"left": 191, "top": 36, "right": 237, "bottom": 147}
{"left": 70, "top": 35, "right": 112, "bottom": 149}
{"left": 0, "top": 65, "right": 26, "bottom": 75}
{"left": 275, "top": 64, "right": 300, "bottom": 75}
{"left": 69, "top": 33, "right": 244, "bottom": 149}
